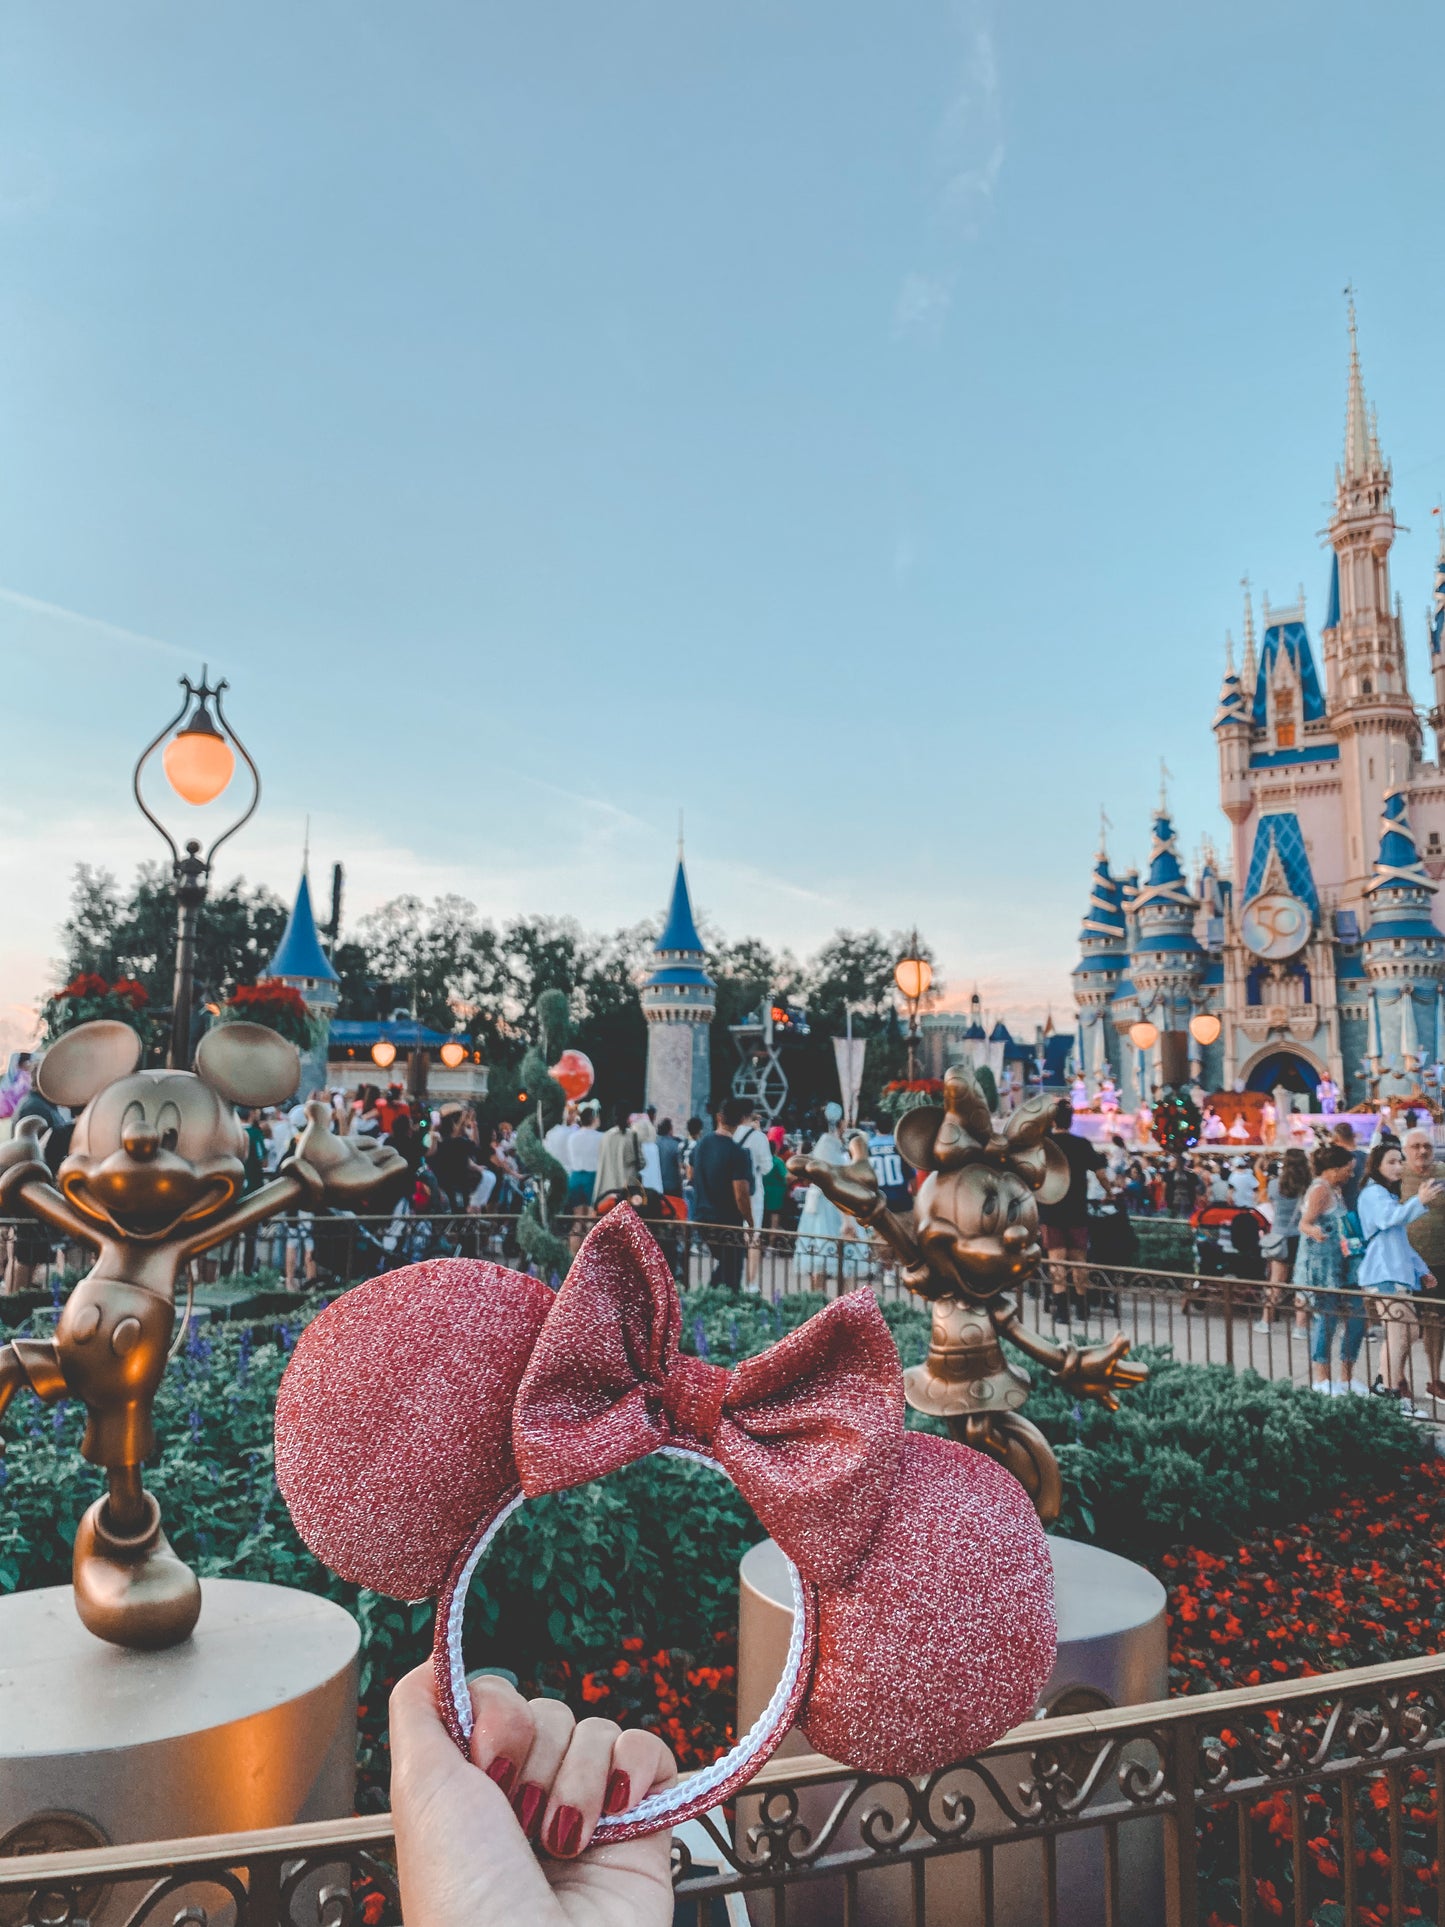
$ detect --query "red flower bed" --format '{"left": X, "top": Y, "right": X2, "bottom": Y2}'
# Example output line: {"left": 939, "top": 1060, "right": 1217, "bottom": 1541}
{"left": 1167, "top": 1458, "right": 1445, "bottom": 1924}
{"left": 532, "top": 1630, "right": 737, "bottom": 1772}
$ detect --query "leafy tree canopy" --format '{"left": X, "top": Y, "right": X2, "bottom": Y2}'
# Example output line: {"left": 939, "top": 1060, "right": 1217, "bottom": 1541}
{"left": 49, "top": 864, "right": 938, "bottom": 1119}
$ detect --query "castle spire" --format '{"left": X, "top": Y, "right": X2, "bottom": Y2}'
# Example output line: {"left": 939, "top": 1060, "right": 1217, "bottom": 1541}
{"left": 1240, "top": 577, "right": 1258, "bottom": 696}
{"left": 1344, "top": 289, "right": 1371, "bottom": 481}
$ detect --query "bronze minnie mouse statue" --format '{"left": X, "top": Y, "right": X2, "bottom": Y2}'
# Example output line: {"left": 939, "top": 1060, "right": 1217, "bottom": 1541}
{"left": 789, "top": 1066, "right": 1145, "bottom": 1524}
{"left": 0, "top": 1019, "right": 404, "bottom": 1649}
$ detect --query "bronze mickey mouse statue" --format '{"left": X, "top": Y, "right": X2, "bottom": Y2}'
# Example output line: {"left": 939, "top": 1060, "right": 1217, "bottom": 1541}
{"left": 0, "top": 1018, "right": 405, "bottom": 1649}
{"left": 789, "top": 1065, "right": 1146, "bottom": 1524}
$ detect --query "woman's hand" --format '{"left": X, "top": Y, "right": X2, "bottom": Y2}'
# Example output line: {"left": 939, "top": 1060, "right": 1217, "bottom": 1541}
{"left": 390, "top": 1664, "right": 678, "bottom": 1927}
{"left": 1302, "top": 1223, "right": 1326, "bottom": 1243}
{"left": 1420, "top": 1179, "right": 1445, "bottom": 1207}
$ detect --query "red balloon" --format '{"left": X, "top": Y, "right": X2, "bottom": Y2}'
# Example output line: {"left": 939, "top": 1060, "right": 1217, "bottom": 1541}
{"left": 551, "top": 1050, "right": 595, "bottom": 1101}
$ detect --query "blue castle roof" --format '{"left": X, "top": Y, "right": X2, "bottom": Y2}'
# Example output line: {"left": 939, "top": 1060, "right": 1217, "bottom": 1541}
{"left": 1364, "top": 792, "right": 1438, "bottom": 945}
{"left": 1133, "top": 812, "right": 1197, "bottom": 917}
{"left": 1244, "top": 813, "right": 1319, "bottom": 914}
{"left": 1324, "top": 553, "right": 1341, "bottom": 633}
{"left": 1079, "top": 854, "right": 1127, "bottom": 945}
{"left": 267, "top": 872, "right": 338, "bottom": 984}
{"left": 1251, "top": 619, "right": 1326, "bottom": 728}
{"left": 656, "top": 860, "right": 704, "bottom": 954}
{"left": 1213, "top": 668, "right": 1249, "bottom": 731}
{"left": 644, "top": 856, "right": 715, "bottom": 995}
{"left": 1431, "top": 532, "right": 1445, "bottom": 660}
{"left": 1366, "top": 790, "right": 1431, "bottom": 895}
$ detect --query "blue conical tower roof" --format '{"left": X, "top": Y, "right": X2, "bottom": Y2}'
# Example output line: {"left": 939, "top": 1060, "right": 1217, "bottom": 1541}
{"left": 656, "top": 859, "right": 705, "bottom": 954}
{"left": 1430, "top": 521, "right": 1445, "bottom": 662}
{"left": 267, "top": 872, "right": 339, "bottom": 983}
{"left": 643, "top": 855, "right": 714, "bottom": 995}
{"left": 1079, "top": 854, "right": 1126, "bottom": 946}
{"left": 1134, "top": 812, "right": 1195, "bottom": 912}
{"left": 1364, "top": 789, "right": 1440, "bottom": 944}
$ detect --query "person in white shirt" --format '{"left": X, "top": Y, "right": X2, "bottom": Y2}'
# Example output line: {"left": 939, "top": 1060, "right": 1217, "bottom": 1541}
{"left": 566, "top": 1105, "right": 603, "bottom": 1234}
{"left": 1228, "top": 1159, "right": 1260, "bottom": 1208}
{"left": 733, "top": 1105, "right": 773, "bottom": 1287}
{"left": 631, "top": 1114, "right": 664, "bottom": 1193}
{"left": 543, "top": 1105, "right": 576, "bottom": 1172}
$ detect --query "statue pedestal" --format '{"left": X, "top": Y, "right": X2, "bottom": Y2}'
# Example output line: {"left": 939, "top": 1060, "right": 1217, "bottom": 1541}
{"left": 737, "top": 1534, "right": 1167, "bottom": 1927}
{"left": 0, "top": 1579, "right": 359, "bottom": 1926}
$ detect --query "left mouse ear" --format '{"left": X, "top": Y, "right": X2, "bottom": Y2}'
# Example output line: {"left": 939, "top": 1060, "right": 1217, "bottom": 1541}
{"left": 36, "top": 1021, "right": 142, "bottom": 1108}
{"left": 195, "top": 1023, "right": 300, "bottom": 1107}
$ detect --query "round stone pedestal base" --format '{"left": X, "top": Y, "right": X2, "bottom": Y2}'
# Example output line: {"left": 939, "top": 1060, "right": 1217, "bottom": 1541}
{"left": 737, "top": 1533, "right": 1167, "bottom": 1927}
{"left": 0, "top": 1579, "right": 359, "bottom": 1926}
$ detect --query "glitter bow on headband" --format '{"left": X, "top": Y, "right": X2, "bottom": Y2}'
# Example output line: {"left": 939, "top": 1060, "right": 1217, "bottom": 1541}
{"left": 513, "top": 1217, "right": 903, "bottom": 1587}
{"left": 274, "top": 1206, "right": 1057, "bottom": 1843}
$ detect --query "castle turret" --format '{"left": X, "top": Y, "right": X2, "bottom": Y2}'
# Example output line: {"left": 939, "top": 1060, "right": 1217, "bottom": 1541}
{"left": 1071, "top": 842, "right": 1128, "bottom": 1089}
{"left": 1326, "top": 298, "right": 1420, "bottom": 899}
{"left": 1429, "top": 518, "right": 1445, "bottom": 759}
{"left": 641, "top": 849, "right": 715, "bottom": 1127}
{"left": 1128, "top": 800, "right": 1202, "bottom": 1091}
{"left": 1214, "top": 633, "right": 1253, "bottom": 823}
{"left": 264, "top": 870, "right": 340, "bottom": 1099}
{"left": 1361, "top": 788, "right": 1445, "bottom": 1081}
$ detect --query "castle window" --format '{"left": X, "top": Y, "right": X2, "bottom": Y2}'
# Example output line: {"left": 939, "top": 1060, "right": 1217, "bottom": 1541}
{"left": 1363, "top": 679, "right": 1373, "bottom": 695}
{"left": 1276, "top": 720, "right": 1296, "bottom": 749}
{"left": 1430, "top": 831, "right": 1442, "bottom": 855}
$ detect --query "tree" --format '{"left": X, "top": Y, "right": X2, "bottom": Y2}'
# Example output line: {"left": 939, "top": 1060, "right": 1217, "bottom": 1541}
{"left": 54, "top": 863, "right": 288, "bottom": 1058}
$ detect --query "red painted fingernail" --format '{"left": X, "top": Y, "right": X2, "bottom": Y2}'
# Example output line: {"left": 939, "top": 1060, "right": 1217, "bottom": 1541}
{"left": 514, "top": 1781, "right": 545, "bottom": 1839}
{"left": 545, "top": 1804, "right": 583, "bottom": 1858}
{"left": 485, "top": 1755, "right": 517, "bottom": 1797}
{"left": 604, "top": 1769, "right": 631, "bottom": 1815}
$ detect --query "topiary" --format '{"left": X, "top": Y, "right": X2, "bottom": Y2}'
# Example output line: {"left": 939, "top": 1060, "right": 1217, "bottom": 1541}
{"left": 515, "top": 989, "right": 573, "bottom": 1281}
{"left": 1152, "top": 1087, "right": 1202, "bottom": 1155}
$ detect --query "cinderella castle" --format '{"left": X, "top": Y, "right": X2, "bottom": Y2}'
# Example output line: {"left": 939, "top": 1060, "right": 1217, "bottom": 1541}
{"left": 1074, "top": 303, "right": 1445, "bottom": 1111}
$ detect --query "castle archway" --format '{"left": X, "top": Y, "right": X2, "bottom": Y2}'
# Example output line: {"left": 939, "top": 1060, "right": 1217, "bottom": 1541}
{"left": 1239, "top": 1046, "right": 1324, "bottom": 1098}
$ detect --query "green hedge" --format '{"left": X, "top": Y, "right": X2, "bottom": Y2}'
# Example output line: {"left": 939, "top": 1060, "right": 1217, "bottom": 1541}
{"left": 0, "top": 1287, "right": 1422, "bottom": 1772}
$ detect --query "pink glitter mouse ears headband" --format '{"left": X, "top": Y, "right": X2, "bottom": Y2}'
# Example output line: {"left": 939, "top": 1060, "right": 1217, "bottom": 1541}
{"left": 274, "top": 1208, "right": 1057, "bottom": 1842}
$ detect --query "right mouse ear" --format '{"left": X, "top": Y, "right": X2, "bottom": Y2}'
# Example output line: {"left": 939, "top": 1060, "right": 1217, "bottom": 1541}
{"left": 195, "top": 1023, "right": 300, "bottom": 1107}
{"left": 36, "top": 1021, "right": 143, "bottom": 1109}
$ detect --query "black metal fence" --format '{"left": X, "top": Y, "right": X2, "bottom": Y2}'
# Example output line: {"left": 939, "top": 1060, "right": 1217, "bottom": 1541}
{"left": 2, "top": 1653, "right": 1441, "bottom": 1926}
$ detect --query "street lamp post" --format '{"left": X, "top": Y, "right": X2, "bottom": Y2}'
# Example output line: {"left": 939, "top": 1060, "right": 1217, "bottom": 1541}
{"left": 133, "top": 671, "right": 259, "bottom": 1069}
{"left": 894, "top": 934, "right": 934, "bottom": 1083}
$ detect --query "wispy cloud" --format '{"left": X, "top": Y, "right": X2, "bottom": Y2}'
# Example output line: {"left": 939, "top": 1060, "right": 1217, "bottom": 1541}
{"left": 893, "top": 12, "right": 1005, "bottom": 343}
{"left": 0, "top": 586, "right": 193, "bottom": 662}
{"left": 892, "top": 272, "right": 953, "bottom": 343}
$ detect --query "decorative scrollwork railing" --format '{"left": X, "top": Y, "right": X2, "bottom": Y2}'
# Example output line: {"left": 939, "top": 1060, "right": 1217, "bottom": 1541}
{"left": 3, "top": 1654, "right": 1443, "bottom": 1927}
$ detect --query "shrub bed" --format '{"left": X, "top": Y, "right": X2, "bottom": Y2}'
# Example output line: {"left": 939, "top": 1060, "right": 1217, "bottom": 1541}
{"left": 0, "top": 1286, "right": 1426, "bottom": 1803}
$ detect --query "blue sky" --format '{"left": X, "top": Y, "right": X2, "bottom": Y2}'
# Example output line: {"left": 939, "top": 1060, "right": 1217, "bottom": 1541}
{"left": 3, "top": 0, "right": 1444, "bottom": 1050}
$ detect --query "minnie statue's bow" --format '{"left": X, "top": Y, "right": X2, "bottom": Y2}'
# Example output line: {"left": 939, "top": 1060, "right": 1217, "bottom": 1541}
{"left": 513, "top": 1206, "right": 906, "bottom": 1586}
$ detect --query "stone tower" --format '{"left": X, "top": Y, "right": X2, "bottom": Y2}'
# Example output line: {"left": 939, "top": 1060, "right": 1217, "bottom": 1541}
{"left": 264, "top": 871, "right": 340, "bottom": 1100}
{"left": 641, "top": 851, "right": 715, "bottom": 1128}
{"left": 1127, "top": 798, "right": 1202, "bottom": 1094}
{"left": 1321, "top": 298, "right": 1420, "bottom": 900}
{"left": 1071, "top": 840, "right": 1128, "bottom": 1091}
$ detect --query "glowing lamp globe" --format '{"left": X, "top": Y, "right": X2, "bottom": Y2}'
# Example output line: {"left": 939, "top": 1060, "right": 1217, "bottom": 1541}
{"left": 371, "top": 1039, "right": 397, "bottom": 1069}
{"left": 550, "top": 1049, "right": 595, "bottom": 1101}
{"left": 162, "top": 704, "right": 235, "bottom": 805}
{"left": 1189, "top": 1013, "right": 1222, "bottom": 1047}
{"left": 1129, "top": 1021, "right": 1159, "bottom": 1051}
{"left": 439, "top": 1040, "right": 468, "bottom": 1069}
{"left": 894, "top": 955, "right": 933, "bottom": 1004}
